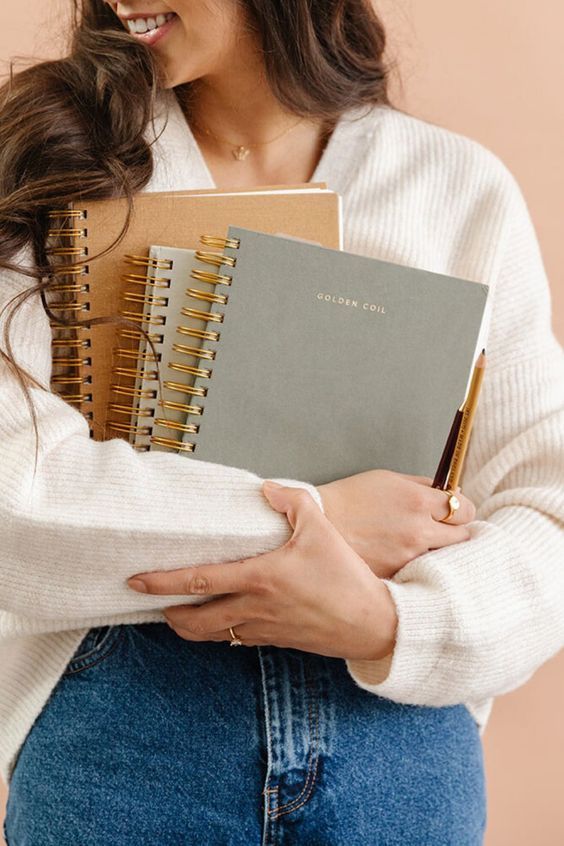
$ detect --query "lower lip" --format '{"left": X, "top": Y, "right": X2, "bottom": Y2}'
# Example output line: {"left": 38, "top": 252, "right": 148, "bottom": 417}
{"left": 128, "top": 14, "right": 178, "bottom": 47}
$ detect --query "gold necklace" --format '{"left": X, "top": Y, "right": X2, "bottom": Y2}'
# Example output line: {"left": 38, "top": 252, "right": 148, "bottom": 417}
{"left": 190, "top": 114, "right": 306, "bottom": 161}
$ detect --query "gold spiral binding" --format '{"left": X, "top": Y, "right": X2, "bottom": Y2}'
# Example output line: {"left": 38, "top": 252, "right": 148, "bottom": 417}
{"left": 114, "top": 347, "right": 160, "bottom": 362}
{"left": 153, "top": 419, "right": 199, "bottom": 434}
{"left": 105, "top": 253, "right": 173, "bottom": 442}
{"left": 149, "top": 234, "right": 240, "bottom": 454}
{"left": 121, "top": 272, "right": 170, "bottom": 289}
{"left": 194, "top": 249, "right": 237, "bottom": 269}
{"left": 123, "top": 291, "right": 169, "bottom": 308}
{"left": 190, "top": 269, "right": 232, "bottom": 287}
{"left": 151, "top": 436, "right": 195, "bottom": 453}
{"left": 163, "top": 380, "right": 207, "bottom": 398}
{"left": 200, "top": 235, "right": 240, "bottom": 250}
{"left": 107, "top": 236, "right": 240, "bottom": 450}
{"left": 46, "top": 207, "right": 92, "bottom": 417}
{"left": 159, "top": 399, "right": 203, "bottom": 415}
{"left": 113, "top": 366, "right": 159, "bottom": 380}
{"left": 171, "top": 343, "right": 215, "bottom": 361}
{"left": 181, "top": 307, "right": 223, "bottom": 324}
{"left": 168, "top": 362, "right": 212, "bottom": 379}
{"left": 123, "top": 254, "right": 172, "bottom": 269}
{"left": 111, "top": 385, "right": 157, "bottom": 400}
{"left": 108, "top": 421, "right": 153, "bottom": 437}
{"left": 176, "top": 326, "right": 219, "bottom": 342}
{"left": 185, "top": 288, "right": 228, "bottom": 306}
{"left": 109, "top": 403, "right": 154, "bottom": 418}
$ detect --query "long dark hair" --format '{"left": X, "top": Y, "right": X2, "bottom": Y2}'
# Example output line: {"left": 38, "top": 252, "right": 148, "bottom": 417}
{"left": 0, "top": 0, "right": 396, "bottom": 452}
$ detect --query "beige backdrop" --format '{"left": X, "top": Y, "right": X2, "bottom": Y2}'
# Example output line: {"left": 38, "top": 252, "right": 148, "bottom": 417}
{"left": 1, "top": 2, "right": 563, "bottom": 843}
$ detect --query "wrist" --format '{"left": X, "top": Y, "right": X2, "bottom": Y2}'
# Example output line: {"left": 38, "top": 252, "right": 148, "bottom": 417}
{"left": 316, "top": 482, "right": 339, "bottom": 527}
{"left": 360, "top": 579, "right": 398, "bottom": 661}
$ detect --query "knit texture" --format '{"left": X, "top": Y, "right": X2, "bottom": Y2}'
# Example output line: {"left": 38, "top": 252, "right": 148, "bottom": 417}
{"left": 0, "top": 89, "right": 563, "bottom": 786}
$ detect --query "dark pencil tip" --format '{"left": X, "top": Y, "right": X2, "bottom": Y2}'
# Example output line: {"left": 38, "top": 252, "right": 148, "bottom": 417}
{"left": 481, "top": 348, "right": 486, "bottom": 355}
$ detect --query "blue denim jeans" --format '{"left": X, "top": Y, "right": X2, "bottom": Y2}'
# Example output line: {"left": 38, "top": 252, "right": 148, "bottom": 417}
{"left": 4, "top": 623, "right": 487, "bottom": 845}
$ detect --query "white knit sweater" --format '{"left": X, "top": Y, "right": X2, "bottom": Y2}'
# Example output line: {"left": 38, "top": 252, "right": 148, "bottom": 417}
{"left": 1, "top": 89, "right": 563, "bottom": 788}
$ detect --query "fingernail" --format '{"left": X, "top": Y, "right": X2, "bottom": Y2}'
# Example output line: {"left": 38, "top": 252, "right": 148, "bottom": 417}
{"left": 128, "top": 578, "right": 147, "bottom": 592}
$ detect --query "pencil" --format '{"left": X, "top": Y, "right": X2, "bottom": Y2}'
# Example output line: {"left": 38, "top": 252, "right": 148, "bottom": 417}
{"left": 432, "top": 404, "right": 464, "bottom": 489}
{"left": 446, "top": 349, "right": 487, "bottom": 491}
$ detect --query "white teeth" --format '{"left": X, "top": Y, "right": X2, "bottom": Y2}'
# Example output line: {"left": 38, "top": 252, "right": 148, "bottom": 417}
{"left": 127, "top": 13, "right": 175, "bottom": 34}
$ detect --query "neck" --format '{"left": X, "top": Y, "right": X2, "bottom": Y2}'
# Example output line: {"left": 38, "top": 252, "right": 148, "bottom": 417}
{"left": 185, "top": 79, "right": 304, "bottom": 145}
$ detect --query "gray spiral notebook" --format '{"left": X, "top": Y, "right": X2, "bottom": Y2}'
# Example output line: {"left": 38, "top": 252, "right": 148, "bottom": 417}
{"left": 124, "top": 226, "right": 489, "bottom": 485}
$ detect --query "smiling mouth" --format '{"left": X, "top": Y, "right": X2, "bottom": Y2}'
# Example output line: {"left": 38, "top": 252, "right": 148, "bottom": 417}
{"left": 122, "top": 12, "right": 177, "bottom": 34}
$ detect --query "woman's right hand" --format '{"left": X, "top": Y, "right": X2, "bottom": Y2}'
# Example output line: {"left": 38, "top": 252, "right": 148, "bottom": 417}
{"left": 316, "top": 469, "right": 476, "bottom": 580}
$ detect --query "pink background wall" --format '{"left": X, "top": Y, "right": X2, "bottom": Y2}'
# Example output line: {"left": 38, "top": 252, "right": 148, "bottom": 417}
{"left": 1, "top": 2, "right": 563, "bottom": 843}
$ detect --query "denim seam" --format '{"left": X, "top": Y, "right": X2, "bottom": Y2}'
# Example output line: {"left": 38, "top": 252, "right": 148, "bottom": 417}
{"left": 63, "top": 626, "right": 125, "bottom": 676}
{"left": 269, "top": 669, "right": 320, "bottom": 818}
{"left": 68, "top": 626, "right": 115, "bottom": 663}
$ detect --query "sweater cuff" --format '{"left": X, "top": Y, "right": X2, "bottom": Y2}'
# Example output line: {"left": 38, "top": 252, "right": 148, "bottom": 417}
{"left": 269, "top": 478, "right": 325, "bottom": 514}
{"left": 345, "top": 578, "right": 444, "bottom": 702}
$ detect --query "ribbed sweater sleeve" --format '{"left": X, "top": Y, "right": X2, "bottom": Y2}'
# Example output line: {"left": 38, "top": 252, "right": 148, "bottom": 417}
{"left": 0, "top": 252, "right": 323, "bottom": 627}
{"left": 346, "top": 169, "right": 564, "bottom": 704}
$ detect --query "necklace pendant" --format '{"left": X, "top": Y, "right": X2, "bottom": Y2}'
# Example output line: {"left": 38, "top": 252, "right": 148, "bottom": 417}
{"left": 232, "top": 145, "right": 250, "bottom": 161}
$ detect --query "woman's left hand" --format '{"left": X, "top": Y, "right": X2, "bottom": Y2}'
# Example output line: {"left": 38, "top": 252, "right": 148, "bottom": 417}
{"left": 127, "top": 481, "right": 398, "bottom": 662}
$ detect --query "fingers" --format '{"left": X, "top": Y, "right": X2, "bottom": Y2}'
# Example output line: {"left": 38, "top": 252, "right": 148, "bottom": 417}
{"left": 428, "top": 522, "right": 472, "bottom": 550}
{"left": 164, "top": 593, "right": 254, "bottom": 636}
{"left": 401, "top": 474, "right": 435, "bottom": 487}
{"left": 429, "top": 487, "right": 476, "bottom": 525}
{"left": 127, "top": 558, "right": 259, "bottom": 597}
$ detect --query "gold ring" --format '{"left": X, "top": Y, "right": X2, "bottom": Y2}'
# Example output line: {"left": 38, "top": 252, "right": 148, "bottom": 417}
{"left": 229, "top": 626, "right": 243, "bottom": 647}
{"left": 440, "top": 489, "right": 461, "bottom": 523}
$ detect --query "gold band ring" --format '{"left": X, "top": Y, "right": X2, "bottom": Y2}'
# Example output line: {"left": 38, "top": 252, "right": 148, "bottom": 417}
{"left": 440, "top": 489, "right": 461, "bottom": 523}
{"left": 229, "top": 626, "right": 243, "bottom": 647}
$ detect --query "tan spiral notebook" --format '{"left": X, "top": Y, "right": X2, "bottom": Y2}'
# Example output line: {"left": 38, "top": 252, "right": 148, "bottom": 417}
{"left": 45, "top": 184, "right": 341, "bottom": 439}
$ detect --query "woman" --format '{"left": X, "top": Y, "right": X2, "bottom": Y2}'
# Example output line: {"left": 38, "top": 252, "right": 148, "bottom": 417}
{"left": 1, "top": 1, "right": 562, "bottom": 844}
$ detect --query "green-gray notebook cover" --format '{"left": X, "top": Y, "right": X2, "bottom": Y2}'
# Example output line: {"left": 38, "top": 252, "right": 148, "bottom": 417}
{"left": 140, "top": 227, "right": 489, "bottom": 485}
